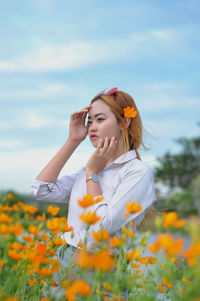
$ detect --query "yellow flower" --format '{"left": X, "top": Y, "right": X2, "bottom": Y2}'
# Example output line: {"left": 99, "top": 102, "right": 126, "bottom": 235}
{"left": 123, "top": 106, "right": 137, "bottom": 118}
{"left": 92, "top": 229, "right": 110, "bottom": 242}
{"left": 182, "top": 277, "right": 192, "bottom": 284}
{"left": 162, "top": 277, "right": 174, "bottom": 288}
{"left": 103, "top": 282, "right": 112, "bottom": 291}
{"left": 109, "top": 236, "right": 123, "bottom": 248}
{"left": 126, "top": 248, "right": 141, "bottom": 261}
{"left": 124, "top": 201, "right": 142, "bottom": 218}
{"left": 163, "top": 211, "right": 186, "bottom": 228}
{"left": 80, "top": 211, "right": 101, "bottom": 225}
{"left": 47, "top": 205, "right": 60, "bottom": 216}
{"left": 78, "top": 193, "right": 104, "bottom": 208}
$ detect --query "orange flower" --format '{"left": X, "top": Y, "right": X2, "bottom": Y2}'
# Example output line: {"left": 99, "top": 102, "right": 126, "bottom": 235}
{"left": 65, "top": 279, "right": 92, "bottom": 301}
{"left": 8, "top": 249, "right": 24, "bottom": 260}
{"left": 10, "top": 222, "right": 24, "bottom": 237}
{"left": 22, "top": 235, "right": 33, "bottom": 244}
{"left": 80, "top": 211, "right": 101, "bottom": 225}
{"left": 126, "top": 248, "right": 141, "bottom": 261}
{"left": 40, "top": 298, "right": 50, "bottom": 301}
{"left": 148, "top": 234, "right": 183, "bottom": 256}
{"left": 36, "top": 242, "right": 47, "bottom": 255}
{"left": 50, "top": 258, "right": 61, "bottom": 272}
{"left": 95, "top": 248, "right": 115, "bottom": 272}
{"left": 18, "top": 202, "right": 38, "bottom": 214}
{"left": 109, "top": 236, "right": 123, "bottom": 247}
{"left": 162, "top": 277, "right": 174, "bottom": 288}
{"left": 77, "top": 241, "right": 84, "bottom": 248}
{"left": 36, "top": 214, "right": 46, "bottom": 221}
{"left": 47, "top": 205, "right": 60, "bottom": 216}
{"left": 40, "top": 233, "right": 50, "bottom": 241}
{"left": 124, "top": 228, "right": 135, "bottom": 238}
{"left": 129, "top": 221, "right": 135, "bottom": 227}
{"left": 163, "top": 212, "right": 186, "bottom": 228}
{"left": 9, "top": 242, "right": 25, "bottom": 250}
{"left": 182, "top": 242, "right": 200, "bottom": 266}
{"left": 125, "top": 201, "right": 142, "bottom": 218}
{"left": 182, "top": 277, "right": 192, "bottom": 284}
{"left": 75, "top": 249, "right": 94, "bottom": 269}
{"left": 0, "top": 259, "right": 3, "bottom": 268}
{"left": 157, "top": 284, "right": 167, "bottom": 294}
{"left": 34, "top": 266, "right": 53, "bottom": 276}
{"left": 28, "top": 224, "right": 40, "bottom": 236}
{"left": 46, "top": 217, "right": 73, "bottom": 235}
{"left": 103, "top": 282, "right": 112, "bottom": 291}
{"left": 78, "top": 193, "right": 104, "bottom": 208}
{"left": 53, "top": 237, "right": 67, "bottom": 246}
{"left": 28, "top": 278, "right": 37, "bottom": 286}
{"left": 7, "top": 193, "right": 15, "bottom": 200}
{"left": 92, "top": 229, "right": 110, "bottom": 242}
{"left": 123, "top": 106, "right": 137, "bottom": 118}
{"left": 0, "top": 213, "right": 13, "bottom": 223}
{"left": 6, "top": 298, "right": 19, "bottom": 301}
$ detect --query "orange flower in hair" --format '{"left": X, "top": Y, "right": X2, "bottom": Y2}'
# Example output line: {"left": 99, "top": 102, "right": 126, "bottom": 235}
{"left": 123, "top": 106, "right": 137, "bottom": 118}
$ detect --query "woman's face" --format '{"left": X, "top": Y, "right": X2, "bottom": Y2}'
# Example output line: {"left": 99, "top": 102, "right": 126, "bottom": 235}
{"left": 87, "top": 99, "right": 122, "bottom": 147}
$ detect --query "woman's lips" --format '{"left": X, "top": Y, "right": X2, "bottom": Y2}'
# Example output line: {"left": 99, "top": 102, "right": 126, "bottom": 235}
{"left": 90, "top": 135, "right": 98, "bottom": 140}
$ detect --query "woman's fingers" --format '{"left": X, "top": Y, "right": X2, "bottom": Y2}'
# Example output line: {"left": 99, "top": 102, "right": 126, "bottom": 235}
{"left": 98, "top": 137, "right": 117, "bottom": 155}
{"left": 71, "top": 105, "right": 91, "bottom": 120}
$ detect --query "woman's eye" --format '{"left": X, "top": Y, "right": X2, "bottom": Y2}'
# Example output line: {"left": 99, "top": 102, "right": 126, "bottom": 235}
{"left": 87, "top": 118, "right": 104, "bottom": 124}
{"left": 97, "top": 118, "right": 104, "bottom": 122}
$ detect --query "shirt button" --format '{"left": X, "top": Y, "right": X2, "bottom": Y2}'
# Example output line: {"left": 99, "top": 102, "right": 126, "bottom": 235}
{"left": 48, "top": 183, "right": 56, "bottom": 192}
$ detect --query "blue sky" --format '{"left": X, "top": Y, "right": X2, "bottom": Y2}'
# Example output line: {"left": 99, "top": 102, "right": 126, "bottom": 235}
{"left": 0, "top": 0, "right": 199, "bottom": 193}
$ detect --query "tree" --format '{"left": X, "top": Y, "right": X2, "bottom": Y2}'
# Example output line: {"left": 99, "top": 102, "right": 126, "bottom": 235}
{"left": 155, "top": 125, "right": 200, "bottom": 189}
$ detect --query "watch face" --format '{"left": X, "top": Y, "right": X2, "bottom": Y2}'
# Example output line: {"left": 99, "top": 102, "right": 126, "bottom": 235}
{"left": 92, "top": 174, "right": 99, "bottom": 182}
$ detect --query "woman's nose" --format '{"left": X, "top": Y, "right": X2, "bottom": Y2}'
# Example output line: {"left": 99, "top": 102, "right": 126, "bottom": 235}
{"left": 89, "top": 122, "right": 98, "bottom": 132}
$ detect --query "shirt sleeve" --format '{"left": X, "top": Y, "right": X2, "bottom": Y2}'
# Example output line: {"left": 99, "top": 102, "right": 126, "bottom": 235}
{"left": 30, "top": 167, "right": 84, "bottom": 204}
{"left": 83, "top": 164, "right": 156, "bottom": 237}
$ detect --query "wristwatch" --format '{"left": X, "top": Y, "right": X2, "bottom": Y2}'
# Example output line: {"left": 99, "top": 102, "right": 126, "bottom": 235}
{"left": 86, "top": 174, "right": 99, "bottom": 183}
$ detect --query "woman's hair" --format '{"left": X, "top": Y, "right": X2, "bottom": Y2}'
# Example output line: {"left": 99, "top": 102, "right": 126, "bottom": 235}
{"left": 90, "top": 90, "right": 148, "bottom": 159}
{"left": 90, "top": 90, "right": 156, "bottom": 231}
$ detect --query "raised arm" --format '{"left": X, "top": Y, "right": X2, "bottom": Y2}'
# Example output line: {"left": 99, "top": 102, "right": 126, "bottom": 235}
{"left": 35, "top": 104, "right": 92, "bottom": 182}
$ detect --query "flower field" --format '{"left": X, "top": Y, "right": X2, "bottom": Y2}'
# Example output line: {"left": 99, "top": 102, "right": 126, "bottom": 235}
{"left": 0, "top": 192, "right": 200, "bottom": 301}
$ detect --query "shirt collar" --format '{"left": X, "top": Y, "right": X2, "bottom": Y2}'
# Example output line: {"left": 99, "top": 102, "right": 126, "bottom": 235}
{"left": 103, "top": 149, "right": 137, "bottom": 171}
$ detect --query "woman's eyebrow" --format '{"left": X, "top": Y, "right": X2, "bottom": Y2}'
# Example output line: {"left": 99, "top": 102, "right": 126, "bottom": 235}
{"left": 88, "top": 113, "right": 106, "bottom": 120}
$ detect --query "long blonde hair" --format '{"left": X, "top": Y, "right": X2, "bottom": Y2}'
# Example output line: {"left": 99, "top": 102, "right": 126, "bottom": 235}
{"left": 90, "top": 90, "right": 156, "bottom": 231}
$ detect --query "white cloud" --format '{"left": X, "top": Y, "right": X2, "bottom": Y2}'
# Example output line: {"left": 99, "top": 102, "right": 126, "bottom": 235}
{"left": 21, "top": 112, "right": 67, "bottom": 129}
{"left": 0, "top": 28, "right": 182, "bottom": 73}
{"left": 0, "top": 112, "right": 68, "bottom": 130}
{"left": 0, "top": 82, "right": 92, "bottom": 100}
{"left": 0, "top": 121, "right": 12, "bottom": 129}
{"left": 0, "top": 138, "right": 24, "bottom": 148}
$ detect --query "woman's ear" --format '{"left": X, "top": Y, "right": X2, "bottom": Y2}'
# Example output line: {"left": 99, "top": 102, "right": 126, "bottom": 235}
{"left": 124, "top": 117, "right": 131, "bottom": 129}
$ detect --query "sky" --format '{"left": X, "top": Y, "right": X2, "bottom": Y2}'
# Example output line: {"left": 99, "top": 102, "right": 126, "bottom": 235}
{"left": 0, "top": 0, "right": 199, "bottom": 194}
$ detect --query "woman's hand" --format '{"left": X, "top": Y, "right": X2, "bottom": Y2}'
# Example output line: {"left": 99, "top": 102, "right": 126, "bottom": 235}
{"left": 68, "top": 104, "right": 92, "bottom": 143}
{"left": 86, "top": 136, "right": 118, "bottom": 174}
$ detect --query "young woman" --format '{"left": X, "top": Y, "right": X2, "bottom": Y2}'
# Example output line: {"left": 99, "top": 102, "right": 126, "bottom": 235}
{"left": 31, "top": 87, "right": 156, "bottom": 254}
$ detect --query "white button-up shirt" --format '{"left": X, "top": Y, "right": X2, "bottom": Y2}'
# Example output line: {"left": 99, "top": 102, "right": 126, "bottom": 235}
{"left": 30, "top": 150, "right": 156, "bottom": 249}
